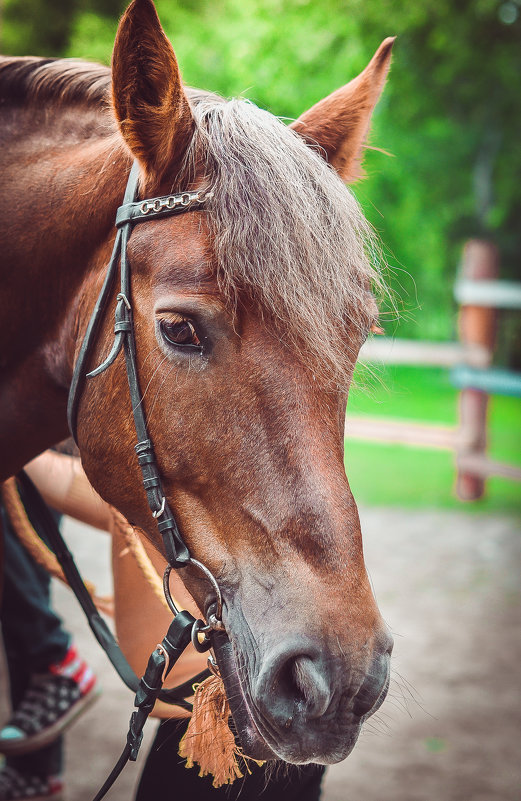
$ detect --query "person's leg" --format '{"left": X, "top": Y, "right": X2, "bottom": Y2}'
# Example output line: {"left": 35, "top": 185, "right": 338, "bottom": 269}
{"left": 0, "top": 506, "right": 97, "bottom": 801}
{"left": 135, "top": 719, "right": 325, "bottom": 801}
{"left": 2, "top": 650, "right": 63, "bottom": 781}
{"left": 0, "top": 508, "right": 69, "bottom": 672}
{"left": 4, "top": 741, "right": 63, "bottom": 784}
{"left": 0, "top": 510, "right": 66, "bottom": 798}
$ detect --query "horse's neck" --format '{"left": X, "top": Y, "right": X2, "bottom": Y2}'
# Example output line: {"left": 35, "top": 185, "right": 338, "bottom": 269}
{"left": 0, "top": 108, "right": 130, "bottom": 478}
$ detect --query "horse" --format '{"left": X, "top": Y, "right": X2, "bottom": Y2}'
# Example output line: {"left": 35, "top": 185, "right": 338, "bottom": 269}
{"left": 0, "top": 0, "right": 394, "bottom": 768}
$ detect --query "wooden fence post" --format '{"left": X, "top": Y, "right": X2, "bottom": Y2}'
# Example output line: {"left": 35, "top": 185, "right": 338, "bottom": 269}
{"left": 455, "top": 240, "right": 499, "bottom": 500}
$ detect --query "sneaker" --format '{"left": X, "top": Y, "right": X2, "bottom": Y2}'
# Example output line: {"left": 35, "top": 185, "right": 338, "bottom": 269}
{"left": 0, "top": 766, "right": 63, "bottom": 801}
{"left": 0, "top": 645, "right": 100, "bottom": 756}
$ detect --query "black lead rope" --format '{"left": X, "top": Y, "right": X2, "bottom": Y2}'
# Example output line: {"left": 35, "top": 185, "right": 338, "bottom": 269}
{"left": 16, "top": 470, "right": 209, "bottom": 710}
{"left": 92, "top": 610, "right": 196, "bottom": 801}
{"left": 17, "top": 471, "right": 138, "bottom": 692}
{"left": 15, "top": 471, "right": 212, "bottom": 801}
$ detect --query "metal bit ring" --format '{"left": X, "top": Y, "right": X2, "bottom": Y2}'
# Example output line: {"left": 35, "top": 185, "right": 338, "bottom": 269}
{"left": 163, "top": 559, "right": 224, "bottom": 630}
{"left": 191, "top": 618, "right": 212, "bottom": 653}
{"left": 162, "top": 565, "right": 180, "bottom": 616}
{"left": 188, "top": 558, "right": 224, "bottom": 628}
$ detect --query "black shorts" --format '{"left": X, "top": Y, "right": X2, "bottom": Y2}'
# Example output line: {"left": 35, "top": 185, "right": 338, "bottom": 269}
{"left": 135, "top": 718, "right": 325, "bottom": 801}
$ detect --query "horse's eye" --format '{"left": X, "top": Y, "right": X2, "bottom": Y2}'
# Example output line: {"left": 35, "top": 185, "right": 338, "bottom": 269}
{"left": 160, "top": 318, "right": 201, "bottom": 348}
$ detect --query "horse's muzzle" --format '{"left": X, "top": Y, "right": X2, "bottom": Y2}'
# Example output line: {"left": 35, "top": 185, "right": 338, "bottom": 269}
{"left": 212, "top": 628, "right": 393, "bottom": 764}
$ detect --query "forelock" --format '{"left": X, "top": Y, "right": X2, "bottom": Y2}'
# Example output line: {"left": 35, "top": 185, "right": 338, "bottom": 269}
{"left": 185, "top": 95, "right": 382, "bottom": 384}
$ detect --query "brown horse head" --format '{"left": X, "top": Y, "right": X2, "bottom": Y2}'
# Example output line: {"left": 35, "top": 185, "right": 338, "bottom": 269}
{"left": 75, "top": 0, "right": 394, "bottom": 764}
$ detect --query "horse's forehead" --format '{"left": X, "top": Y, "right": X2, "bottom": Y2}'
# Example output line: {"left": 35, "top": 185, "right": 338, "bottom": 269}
{"left": 128, "top": 213, "right": 217, "bottom": 292}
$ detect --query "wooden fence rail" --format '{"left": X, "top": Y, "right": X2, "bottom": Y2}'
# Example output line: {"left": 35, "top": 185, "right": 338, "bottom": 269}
{"left": 358, "top": 338, "right": 491, "bottom": 368}
{"left": 346, "top": 239, "right": 521, "bottom": 501}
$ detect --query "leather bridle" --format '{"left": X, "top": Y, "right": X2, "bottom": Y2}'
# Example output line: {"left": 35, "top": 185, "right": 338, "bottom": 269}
{"left": 69, "top": 162, "right": 209, "bottom": 570}
{"left": 65, "top": 162, "right": 225, "bottom": 799}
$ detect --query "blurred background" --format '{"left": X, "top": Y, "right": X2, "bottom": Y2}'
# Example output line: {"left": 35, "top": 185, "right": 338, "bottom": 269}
{"left": 0, "top": 1, "right": 520, "bottom": 798}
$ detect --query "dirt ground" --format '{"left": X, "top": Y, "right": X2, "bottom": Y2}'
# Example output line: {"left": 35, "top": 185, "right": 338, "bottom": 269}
{"left": 2, "top": 505, "right": 520, "bottom": 801}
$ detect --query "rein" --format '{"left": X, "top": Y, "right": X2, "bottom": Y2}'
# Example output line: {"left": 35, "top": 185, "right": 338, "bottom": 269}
{"left": 64, "top": 162, "right": 224, "bottom": 799}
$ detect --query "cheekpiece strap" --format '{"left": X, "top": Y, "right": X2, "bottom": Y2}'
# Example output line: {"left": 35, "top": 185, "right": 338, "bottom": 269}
{"left": 67, "top": 161, "right": 210, "bottom": 569}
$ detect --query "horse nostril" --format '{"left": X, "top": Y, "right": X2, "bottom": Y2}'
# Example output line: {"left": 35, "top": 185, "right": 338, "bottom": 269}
{"left": 282, "top": 655, "right": 331, "bottom": 719}
{"left": 255, "top": 640, "right": 332, "bottom": 729}
{"left": 352, "top": 652, "right": 390, "bottom": 718}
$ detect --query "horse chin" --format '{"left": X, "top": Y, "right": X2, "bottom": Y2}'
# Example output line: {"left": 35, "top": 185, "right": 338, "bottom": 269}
{"left": 211, "top": 631, "right": 276, "bottom": 762}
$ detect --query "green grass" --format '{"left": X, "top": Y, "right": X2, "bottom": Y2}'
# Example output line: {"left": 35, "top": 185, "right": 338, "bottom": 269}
{"left": 344, "top": 365, "right": 521, "bottom": 516}
{"left": 350, "top": 364, "right": 458, "bottom": 424}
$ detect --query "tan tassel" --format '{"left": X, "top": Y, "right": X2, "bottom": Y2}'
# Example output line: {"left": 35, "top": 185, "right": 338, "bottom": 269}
{"left": 179, "top": 674, "right": 264, "bottom": 787}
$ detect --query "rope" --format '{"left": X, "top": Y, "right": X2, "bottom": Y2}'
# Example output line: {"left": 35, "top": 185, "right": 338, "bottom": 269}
{"left": 2, "top": 477, "right": 111, "bottom": 616}
{"left": 108, "top": 507, "right": 176, "bottom": 613}
{"left": 2, "top": 477, "right": 67, "bottom": 583}
{"left": 1, "top": 477, "right": 182, "bottom": 617}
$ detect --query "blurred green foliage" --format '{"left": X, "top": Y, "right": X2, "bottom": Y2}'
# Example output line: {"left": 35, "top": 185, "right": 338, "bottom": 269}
{"left": 1, "top": 0, "right": 520, "bottom": 343}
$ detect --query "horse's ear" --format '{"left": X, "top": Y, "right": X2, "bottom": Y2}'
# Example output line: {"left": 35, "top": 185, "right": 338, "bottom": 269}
{"left": 290, "top": 38, "right": 395, "bottom": 183}
{"left": 111, "top": 0, "right": 194, "bottom": 182}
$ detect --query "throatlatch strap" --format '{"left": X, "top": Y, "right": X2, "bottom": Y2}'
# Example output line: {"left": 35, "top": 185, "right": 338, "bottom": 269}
{"left": 67, "top": 162, "right": 141, "bottom": 441}
{"left": 66, "top": 228, "right": 122, "bottom": 441}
